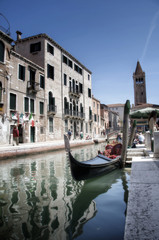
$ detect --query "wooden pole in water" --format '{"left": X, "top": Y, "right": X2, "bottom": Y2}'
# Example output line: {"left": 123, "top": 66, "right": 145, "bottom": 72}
{"left": 128, "top": 120, "right": 137, "bottom": 148}
{"left": 120, "top": 100, "right": 130, "bottom": 167}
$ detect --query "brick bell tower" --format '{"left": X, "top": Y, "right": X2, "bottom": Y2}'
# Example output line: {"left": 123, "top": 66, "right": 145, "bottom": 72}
{"left": 133, "top": 61, "right": 147, "bottom": 106}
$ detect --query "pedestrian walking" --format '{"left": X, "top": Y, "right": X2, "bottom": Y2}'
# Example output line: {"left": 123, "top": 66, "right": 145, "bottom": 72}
{"left": 68, "top": 129, "right": 72, "bottom": 140}
{"left": 13, "top": 125, "right": 19, "bottom": 146}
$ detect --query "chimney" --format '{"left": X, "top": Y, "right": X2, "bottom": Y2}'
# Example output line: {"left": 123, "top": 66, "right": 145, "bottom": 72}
{"left": 16, "top": 31, "right": 22, "bottom": 40}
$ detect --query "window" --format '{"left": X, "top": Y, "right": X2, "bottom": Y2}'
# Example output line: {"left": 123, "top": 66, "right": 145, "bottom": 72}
{"left": 65, "top": 119, "right": 68, "bottom": 132}
{"left": 30, "top": 99, "right": 34, "bottom": 113}
{"left": 40, "top": 102, "right": 44, "bottom": 115}
{"left": 40, "top": 127, "right": 44, "bottom": 134}
{"left": 40, "top": 75, "right": 45, "bottom": 89}
{"left": 63, "top": 55, "right": 67, "bottom": 64}
{"left": 18, "top": 64, "right": 25, "bottom": 81}
{"left": 64, "top": 74, "right": 67, "bottom": 86}
{"left": 47, "top": 64, "right": 54, "bottom": 79}
{"left": 0, "top": 41, "right": 4, "bottom": 62}
{"left": 49, "top": 117, "right": 53, "bottom": 132}
{"left": 94, "top": 114, "right": 97, "bottom": 122}
{"left": 88, "top": 88, "right": 91, "bottom": 98}
{"left": 68, "top": 59, "right": 72, "bottom": 68}
{"left": 24, "top": 97, "right": 29, "bottom": 112}
{"left": 30, "top": 42, "right": 41, "bottom": 53}
{"left": 10, "top": 93, "right": 16, "bottom": 110}
{"left": 63, "top": 55, "right": 73, "bottom": 68}
{"left": 88, "top": 74, "right": 90, "bottom": 80}
{"left": 74, "top": 64, "right": 82, "bottom": 75}
{"left": 86, "top": 123, "right": 88, "bottom": 133}
{"left": 29, "top": 69, "right": 35, "bottom": 82}
{"left": 47, "top": 43, "right": 54, "bottom": 55}
{"left": 79, "top": 83, "right": 83, "bottom": 93}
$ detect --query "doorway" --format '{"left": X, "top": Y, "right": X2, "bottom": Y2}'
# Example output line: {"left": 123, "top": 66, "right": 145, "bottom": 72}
{"left": 30, "top": 126, "right": 35, "bottom": 142}
{"left": 18, "top": 124, "right": 23, "bottom": 143}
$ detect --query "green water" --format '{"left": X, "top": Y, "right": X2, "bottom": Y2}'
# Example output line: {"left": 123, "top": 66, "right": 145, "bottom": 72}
{"left": 0, "top": 143, "right": 130, "bottom": 240}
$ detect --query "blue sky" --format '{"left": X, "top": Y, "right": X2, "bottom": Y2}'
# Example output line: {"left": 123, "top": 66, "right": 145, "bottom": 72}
{"left": 1, "top": 0, "right": 159, "bottom": 105}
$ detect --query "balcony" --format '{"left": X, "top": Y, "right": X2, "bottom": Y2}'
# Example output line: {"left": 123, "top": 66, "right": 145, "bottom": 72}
{"left": 27, "top": 81, "right": 40, "bottom": 93}
{"left": 69, "top": 87, "right": 80, "bottom": 98}
{"left": 64, "top": 109, "right": 85, "bottom": 119}
{"left": 89, "top": 114, "right": 93, "bottom": 122}
{"left": 47, "top": 104, "right": 57, "bottom": 115}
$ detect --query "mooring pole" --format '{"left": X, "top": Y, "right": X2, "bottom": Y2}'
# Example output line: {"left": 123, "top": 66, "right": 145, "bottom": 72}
{"left": 128, "top": 120, "right": 137, "bottom": 148}
{"left": 120, "top": 100, "right": 130, "bottom": 167}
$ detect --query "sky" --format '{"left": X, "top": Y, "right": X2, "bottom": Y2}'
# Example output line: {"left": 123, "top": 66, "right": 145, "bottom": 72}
{"left": 1, "top": 0, "right": 159, "bottom": 106}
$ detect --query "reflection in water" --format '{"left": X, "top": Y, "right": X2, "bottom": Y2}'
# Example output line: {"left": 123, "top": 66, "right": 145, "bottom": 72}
{"left": 0, "top": 143, "right": 130, "bottom": 240}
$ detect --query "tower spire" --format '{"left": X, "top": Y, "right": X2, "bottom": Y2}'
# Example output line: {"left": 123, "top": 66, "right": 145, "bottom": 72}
{"left": 135, "top": 61, "right": 143, "bottom": 75}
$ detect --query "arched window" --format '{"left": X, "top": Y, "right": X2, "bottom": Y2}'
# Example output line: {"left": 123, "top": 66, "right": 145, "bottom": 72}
{"left": 0, "top": 41, "right": 4, "bottom": 62}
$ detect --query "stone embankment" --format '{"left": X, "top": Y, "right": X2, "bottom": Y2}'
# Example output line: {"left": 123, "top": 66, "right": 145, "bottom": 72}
{"left": 0, "top": 138, "right": 107, "bottom": 160}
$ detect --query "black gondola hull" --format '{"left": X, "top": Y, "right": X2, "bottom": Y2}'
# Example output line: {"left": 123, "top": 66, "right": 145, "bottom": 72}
{"left": 69, "top": 152, "right": 120, "bottom": 181}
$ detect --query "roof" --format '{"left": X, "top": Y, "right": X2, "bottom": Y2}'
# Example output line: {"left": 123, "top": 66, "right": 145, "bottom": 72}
{"left": 14, "top": 33, "right": 92, "bottom": 74}
{"left": 92, "top": 95, "right": 100, "bottom": 103}
{"left": 0, "top": 30, "right": 13, "bottom": 44}
{"left": 107, "top": 103, "right": 124, "bottom": 108}
{"left": 11, "top": 50, "right": 44, "bottom": 72}
{"left": 131, "top": 103, "right": 159, "bottom": 111}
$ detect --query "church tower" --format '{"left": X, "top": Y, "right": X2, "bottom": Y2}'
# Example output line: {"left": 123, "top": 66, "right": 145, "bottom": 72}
{"left": 133, "top": 61, "right": 147, "bottom": 106}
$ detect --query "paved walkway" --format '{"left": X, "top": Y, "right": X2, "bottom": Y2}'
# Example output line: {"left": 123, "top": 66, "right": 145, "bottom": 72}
{"left": 0, "top": 138, "right": 102, "bottom": 160}
{"left": 124, "top": 149, "right": 159, "bottom": 239}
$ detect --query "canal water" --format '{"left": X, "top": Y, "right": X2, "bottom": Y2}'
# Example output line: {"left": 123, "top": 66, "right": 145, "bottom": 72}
{"left": 0, "top": 142, "right": 130, "bottom": 240}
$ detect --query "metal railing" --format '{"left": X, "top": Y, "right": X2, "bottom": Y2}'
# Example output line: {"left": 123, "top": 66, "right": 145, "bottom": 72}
{"left": 64, "top": 109, "right": 85, "bottom": 119}
{"left": 69, "top": 87, "right": 80, "bottom": 97}
{"left": 27, "top": 81, "right": 40, "bottom": 92}
{"left": 48, "top": 105, "right": 57, "bottom": 114}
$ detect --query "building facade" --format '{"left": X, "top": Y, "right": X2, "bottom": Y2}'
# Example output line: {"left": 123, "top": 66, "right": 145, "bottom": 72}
{"left": 0, "top": 30, "right": 93, "bottom": 144}
{"left": 107, "top": 103, "right": 124, "bottom": 127}
{"left": 92, "top": 96, "right": 101, "bottom": 138}
{"left": 100, "top": 104, "right": 109, "bottom": 134}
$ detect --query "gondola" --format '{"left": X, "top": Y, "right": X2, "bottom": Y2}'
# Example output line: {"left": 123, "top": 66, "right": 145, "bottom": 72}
{"left": 64, "top": 135, "right": 121, "bottom": 181}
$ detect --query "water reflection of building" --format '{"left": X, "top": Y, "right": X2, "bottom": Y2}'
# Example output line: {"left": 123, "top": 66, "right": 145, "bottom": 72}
{"left": 0, "top": 150, "right": 97, "bottom": 239}
{"left": 0, "top": 144, "right": 130, "bottom": 239}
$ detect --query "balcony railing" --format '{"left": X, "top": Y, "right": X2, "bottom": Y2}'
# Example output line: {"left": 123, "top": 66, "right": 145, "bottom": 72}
{"left": 89, "top": 114, "right": 93, "bottom": 121}
{"left": 69, "top": 87, "right": 80, "bottom": 98}
{"left": 27, "top": 81, "right": 40, "bottom": 93}
{"left": 47, "top": 104, "right": 57, "bottom": 115}
{"left": 64, "top": 109, "right": 85, "bottom": 119}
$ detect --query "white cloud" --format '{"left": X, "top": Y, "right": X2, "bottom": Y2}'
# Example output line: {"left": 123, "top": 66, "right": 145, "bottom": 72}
{"left": 141, "top": 10, "right": 159, "bottom": 62}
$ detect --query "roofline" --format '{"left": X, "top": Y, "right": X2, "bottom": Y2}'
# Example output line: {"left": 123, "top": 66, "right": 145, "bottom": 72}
{"left": 107, "top": 103, "right": 125, "bottom": 107}
{"left": 11, "top": 50, "right": 44, "bottom": 72}
{"left": 0, "top": 30, "right": 13, "bottom": 44}
{"left": 14, "top": 33, "right": 92, "bottom": 74}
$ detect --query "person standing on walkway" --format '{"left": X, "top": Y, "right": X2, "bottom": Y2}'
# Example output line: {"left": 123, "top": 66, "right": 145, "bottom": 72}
{"left": 67, "top": 129, "right": 72, "bottom": 140}
{"left": 80, "top": 131, "right": 83, "bottom": 140}
{"left": 148, "top": 111, "right": 157, "bottom": 135}
{"left": 13, "top": 125, "right": 19, "bottom": 146}
{"left": 148, "top": 111, "right": 157, "bottom": 151}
